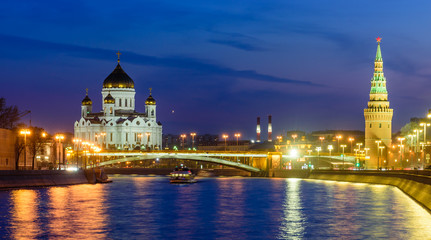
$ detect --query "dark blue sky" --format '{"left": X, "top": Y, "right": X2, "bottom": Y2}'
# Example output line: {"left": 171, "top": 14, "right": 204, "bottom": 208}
{"left": 2, "top": 0, "right": 431, "bottom": 139}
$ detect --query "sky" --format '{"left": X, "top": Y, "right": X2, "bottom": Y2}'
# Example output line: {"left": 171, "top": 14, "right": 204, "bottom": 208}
{"left": 1, "top": 0, "right": 431, "bottom": 139}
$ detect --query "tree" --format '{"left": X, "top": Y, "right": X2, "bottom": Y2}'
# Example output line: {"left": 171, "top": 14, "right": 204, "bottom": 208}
{"left": 0, "top": 98, "right": 21, "bottom": 129}
{"left": 28, "top": 127, "right": 48, "bottom": 170}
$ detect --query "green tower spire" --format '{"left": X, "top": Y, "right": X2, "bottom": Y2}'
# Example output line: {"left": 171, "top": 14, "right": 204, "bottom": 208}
{"left": 370, "top": 37, "right": 387, "bottom": 94}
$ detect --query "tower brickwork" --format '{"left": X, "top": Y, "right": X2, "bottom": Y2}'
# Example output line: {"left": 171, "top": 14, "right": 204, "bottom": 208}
{"left": 364, "top": 38, "right": 393, "bottom": 169}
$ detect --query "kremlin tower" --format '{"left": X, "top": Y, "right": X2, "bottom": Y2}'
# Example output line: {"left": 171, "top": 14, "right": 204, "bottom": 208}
{"left": 364, "top": 37, "right": 393, "bottom": 169}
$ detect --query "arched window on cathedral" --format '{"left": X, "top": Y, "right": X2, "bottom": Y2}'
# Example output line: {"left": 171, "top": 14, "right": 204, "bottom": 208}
{"left": 119, "top": 99, "right": 122, "bottom": 107}
{"left": 370, "top": 123, "right": 372, "bottom": 128}
{"left": 379, "top": 123, "right": 382, "bottom": 128}
{"left": 151, "top": 110, "right": 154, "bottom": 116}
{"left": 110, "top": 107, "right": 113, "bottom": 114}
{"left": 125, "top": 99, "right": 128, "bottom": 107}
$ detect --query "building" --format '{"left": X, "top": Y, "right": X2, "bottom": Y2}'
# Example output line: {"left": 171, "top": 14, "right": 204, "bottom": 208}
{"left": 0, "top": 128, "right": 16, "bottom": 170}
{"left": 74, "top": 55, "right": 162, "bottom": 150}
{"left": 364, "top": 38, "right": 393, "bottom": 169}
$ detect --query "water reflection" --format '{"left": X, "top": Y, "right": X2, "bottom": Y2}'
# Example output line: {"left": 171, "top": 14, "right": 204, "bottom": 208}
{"left": 215, "top": 178, "right": 246, "bottom": 239}
{"left": 278, "top": 178, "right": 305, "bottom": 239}
{"left": 2, "top": 177, "right": 431, "bottom": 239}
{"left": 10, "top": 190, "right": 39, "bottom": 239}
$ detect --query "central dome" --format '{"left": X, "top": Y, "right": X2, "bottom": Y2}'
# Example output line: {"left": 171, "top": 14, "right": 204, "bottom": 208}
{"left": 103, "top": 63, "right": 135, "bottom": 88}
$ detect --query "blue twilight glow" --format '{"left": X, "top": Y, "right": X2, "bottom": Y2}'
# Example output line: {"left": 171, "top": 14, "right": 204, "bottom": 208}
{"left": 1, "top": 0, "right": 431, "bottom": 136}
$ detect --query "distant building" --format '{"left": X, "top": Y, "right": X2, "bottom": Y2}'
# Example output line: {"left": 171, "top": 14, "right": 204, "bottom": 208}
{"left": 364, "top": 38, "right": 393, "bottom": 169}
{"left": 74, "top": 55, "right": 162, "bottom": 150}
{"left": 0, "top": 128, "right": 15, "bottom": 170}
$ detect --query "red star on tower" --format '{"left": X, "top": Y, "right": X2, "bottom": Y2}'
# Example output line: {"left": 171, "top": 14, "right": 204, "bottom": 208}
{"left": 376, "top": 37, "right": 382, "bottom": 43}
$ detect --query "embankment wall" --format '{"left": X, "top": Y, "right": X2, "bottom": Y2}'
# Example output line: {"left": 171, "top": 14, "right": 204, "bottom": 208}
{"left": 308, "top": 171, "right": 431, "bottom": 212}
{"left": 0, "top": 170, "right": 89, "bottom": 188}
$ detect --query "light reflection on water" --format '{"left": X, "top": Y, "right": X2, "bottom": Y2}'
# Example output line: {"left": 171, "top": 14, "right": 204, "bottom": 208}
{"left": 0, "top": 177, "right": 430, "bottom": 239}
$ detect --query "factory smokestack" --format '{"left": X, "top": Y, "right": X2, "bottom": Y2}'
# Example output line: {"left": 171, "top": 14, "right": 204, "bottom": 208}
{"left": 256, "top": 117, "right": 261, "bottom": 143}
{"left": 268, "top": 115, "right": 272, "bottom": 142}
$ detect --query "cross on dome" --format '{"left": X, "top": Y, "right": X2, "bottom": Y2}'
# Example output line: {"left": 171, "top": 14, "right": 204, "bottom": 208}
{"left": 116, "top": 51, "right": 121, "bottom": 63}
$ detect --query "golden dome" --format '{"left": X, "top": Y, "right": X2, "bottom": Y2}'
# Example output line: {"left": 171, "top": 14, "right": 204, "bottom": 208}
{"left": 145, "top": 95, "right": 156, "bottom": 105}
{"left": 103, "top": 63, "right": 134, "bottom": 89}
{"left": 104, "top": 93, "right": 115, "bottom": 104}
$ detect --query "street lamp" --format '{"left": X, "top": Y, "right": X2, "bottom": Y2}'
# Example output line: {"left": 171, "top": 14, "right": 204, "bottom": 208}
{"left": 398, "top": 137, "right": 405, "bottom": 168}
{"left": 180, "top": 134, "right": 186, "bottom": 150}
{"left": 277, "top": 136, "right": 282, "bottom": 143}
{"left": 316, "top": 147, "right": 321, "bottom": 169}
{"left": 420, "top": 122, "right": 430, "bottom": 143}
{"left": 375, "top": 140, "right": 381, "bottom": 170}
{"left": 379, "top": 146, "right": 385, "bottom": 169}
{"left": 319, "top": 137, "right": 325, "bottom": 147}
{"left": 356, "top": 143, "right": 363, "bottom": 152}
{"left": 190, "top": 132, "right": 197, "bottom": 150}
{"left": 336, "top": 135, "right": 342, "bottom": 153}
{"left": 55, "top": 134, "right": 65, "bottom": 170}
{"left": 340, "top": 144, "right": 347, "bottom": 170}
{"left": 234, "top": 133, "right": 241, "bottom": 146}
{"left": 348, "top": 137, "right": 355, "bottom": 153}
{"left": 292, "top": 134, "right": 298, "bottom": 143}
{"left": 19, "top": 129, "right": 31, "bottom": 170}
{"left": 328, "top": 145, "right": 333, "bottom": 156}
{"left": 222, "top": 134, "right": 229, "bottom": 151}
{"left": 413, "top": 129, "right": 422, "bottom": 153}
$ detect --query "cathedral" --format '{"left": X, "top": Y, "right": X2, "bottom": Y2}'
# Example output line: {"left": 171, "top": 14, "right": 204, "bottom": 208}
{"left": 74, "top": 54, "right": 163, "bottom": 150}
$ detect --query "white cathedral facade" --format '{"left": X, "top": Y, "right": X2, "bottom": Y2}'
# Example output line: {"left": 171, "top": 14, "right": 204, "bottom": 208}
{"left": 74, "top": 57, "right": 163, "bottom": 150}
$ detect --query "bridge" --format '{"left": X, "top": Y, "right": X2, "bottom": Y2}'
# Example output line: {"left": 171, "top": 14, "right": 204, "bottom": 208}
{"left": 92, "top": 151, "right": 359, "bottom": 172}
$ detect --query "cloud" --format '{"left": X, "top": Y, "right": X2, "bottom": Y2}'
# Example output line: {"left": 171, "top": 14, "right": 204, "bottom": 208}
{"left": 0, "top": 34, "right": 322, "bottom": 87}
{"left": 208, "top": 39, "right": 265, "bottom": 51}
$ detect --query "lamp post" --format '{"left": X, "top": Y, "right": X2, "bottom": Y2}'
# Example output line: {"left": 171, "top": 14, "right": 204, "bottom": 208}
{"left": 146, "top": 132, "right": 152, "bottom": 150}
{"left": 190, "top": 132, "right": 197, "bottom": 150}
{"left": 328, "top": 145, "right": 333, "bottom": 156}
{"left": 319, "top": 137, "right": 325, "bottom": 147}
{"left": 316, "top": 147, "right": 321, "bottom": 169}
{"left": 397, "top": 137, "right": 405, "bottom": 168}
{"left": 375, "top": 140, "right": 381, "bottom": 170}
{"left": 222, "top": 134, "right": 229, "bottom": 151}
{"left": 356, "top": 143, "right": 363, "bottom": 152}
{"left": 292, "top": 134, "right": 298, "bottom": 143}
{"left": 19, "top": 129, "right": 31, "bottom": 170}
{"left": 234, "top": 133, "right": 241, "bottom": 146}
{"left": 55, "top": 134, "right": 65, "bottom": 170}
{"left": 413, "top": 129, "right": 422, "bottom": 153}
{"left": 379, "top": 146, "right": 385, "bottom": 169}
{"left": 340, "top": 144, "right": 347, "bottom": 170}
{"left": 336, "top": 135, "right": 342, "bottom": 153}
{"left": 348, "top": 137, "right": 355, "bottom": 153}
{"left": 420, "top": 122, "right": 430, "bottom": 143}
{"left": 180, "top": 134, "right": 186, "bottom": 150}
{"left": 277, "top": 136, "right": 282, "bottom": 143}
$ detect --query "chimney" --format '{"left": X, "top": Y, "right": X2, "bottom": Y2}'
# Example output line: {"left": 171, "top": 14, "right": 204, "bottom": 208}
{"left": 256, "top": 117, "right": 261, "bottom": 143}
{"left": 268, "top": 115, "right": 272, "bottom": 142}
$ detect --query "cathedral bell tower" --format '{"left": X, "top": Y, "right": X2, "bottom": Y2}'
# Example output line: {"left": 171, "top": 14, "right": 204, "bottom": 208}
{"left": 81, "top": 88, "right": 92, "bottom": 118}
{"left": 145, "top": 88, "right": 157, "bottom": 120}
{"left": 364, "top": 37, "right": 393, "bottom": 169}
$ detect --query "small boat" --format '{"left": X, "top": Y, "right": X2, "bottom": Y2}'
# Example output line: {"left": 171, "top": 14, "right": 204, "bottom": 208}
{"left": 170, "top": 167, "right": 197, "bottom": 183}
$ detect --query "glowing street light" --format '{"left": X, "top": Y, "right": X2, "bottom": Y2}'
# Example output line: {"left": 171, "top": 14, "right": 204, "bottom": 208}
{"left": 292, "top": 134, "right": 298, "bottom": 143}
{"left": 180, "top": 134, "right": 186, "bottom": 150}
{"left": 55, "top": 134, "right": 65, "bottom": 169}
{"left": 375, "top": 140, "right": 382, "bottom": 170}
{"left": 420, "top": 122, "right": 430, "bottom": 143}
{"left": 348, "top": 137, "right": 355, "bottom": 153}
{"left": 356, "top": 143, "right": 363, "bottom": 152}
{"left": 328, "top": 145, "right": 333, "bottom": 156}
{"left": 277, "top": 136, "right": 282, "bottom": 143}
{"left": 19, "top": 129, "right": 31, "bottom": 170}
{"left": 379, "top": 146, "right": 385, "bottom": 169}
{"left": 319, "top": 137, "right": 325, "bottom": 147}
{"left": 398, "top": 137, "right": 405, "bottom": 167}
{"left": 222, "top": 134, "right": 229, "bottom": 151}
{"left": 336, "top": 135, "right": 342, "bottom": 153}
{"left": 340, "top": 144, "right": 347, "bottom": 170}
{"left": 316, "top": 147, "right": 322, "bottom": 168}
{"left": 234, "top": 133, "right": 241, "bottom": 146}
{"left": 190, "top": 132, "right": 197, "bottom": 149}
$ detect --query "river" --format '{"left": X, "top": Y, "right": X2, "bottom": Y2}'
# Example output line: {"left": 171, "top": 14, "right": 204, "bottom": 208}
{"left": 0, "top": 176, "right": 430, "bottom": 239}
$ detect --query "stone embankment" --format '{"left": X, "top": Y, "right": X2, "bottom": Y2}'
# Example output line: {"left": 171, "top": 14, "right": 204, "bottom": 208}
{"left": 0, "top": 170, "right": 90, "bottom": 189}
{"left": 307, "top": 170, "right": 431, "bottom": 212}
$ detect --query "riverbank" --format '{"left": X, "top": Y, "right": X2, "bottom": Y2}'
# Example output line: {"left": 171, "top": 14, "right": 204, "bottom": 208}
{"left": 0, "top": 170, "right": 90, "bottom": 189}
{"left": 307, "top": 170, "right": 431, "bottom": 212}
